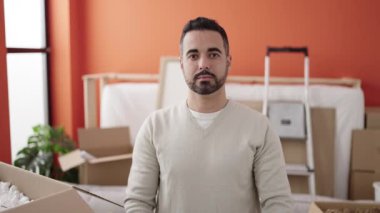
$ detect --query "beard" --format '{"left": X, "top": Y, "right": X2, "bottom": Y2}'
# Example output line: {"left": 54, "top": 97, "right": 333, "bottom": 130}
{"left": 186, "top": 68, "right": 227, "bottom": 95}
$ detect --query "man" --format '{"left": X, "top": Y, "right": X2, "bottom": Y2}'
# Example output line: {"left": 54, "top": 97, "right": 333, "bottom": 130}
{"left": 124, "top": 17, "right": 293, "bottom": 212}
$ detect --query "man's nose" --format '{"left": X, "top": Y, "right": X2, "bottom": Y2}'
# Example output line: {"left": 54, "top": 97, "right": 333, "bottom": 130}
{"left": 198, "top": 56, "right": 210, "bottom": 70}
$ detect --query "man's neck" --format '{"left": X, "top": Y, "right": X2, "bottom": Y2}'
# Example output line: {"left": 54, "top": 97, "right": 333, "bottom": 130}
{"left": 186, "top": 87, "right": 228, "bottom": 113}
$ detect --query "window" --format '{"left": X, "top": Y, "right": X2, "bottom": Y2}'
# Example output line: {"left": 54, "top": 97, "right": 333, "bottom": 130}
{"left": 4, "top": 0, "right": 49, "bottom": 161}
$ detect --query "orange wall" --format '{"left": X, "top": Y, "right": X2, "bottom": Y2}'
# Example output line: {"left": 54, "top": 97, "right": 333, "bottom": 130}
{"left": 50, "top": 0, "right": 380, "bottom": 139}
{"left": 0, "top": 0, "right": 11, "bottom": 163}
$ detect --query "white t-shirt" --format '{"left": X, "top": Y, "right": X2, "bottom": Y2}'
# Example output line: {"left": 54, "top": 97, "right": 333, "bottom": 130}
{"left": 188, "top": 108, "right": 222, "bottom": 129}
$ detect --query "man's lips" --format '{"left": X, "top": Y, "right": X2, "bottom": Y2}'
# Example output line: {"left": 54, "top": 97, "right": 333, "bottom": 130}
{"left": 197, "top": 75, "right": 213, "bottom": 80}
{"left": 193, "top": 70, "right": 216, "bottom": 82}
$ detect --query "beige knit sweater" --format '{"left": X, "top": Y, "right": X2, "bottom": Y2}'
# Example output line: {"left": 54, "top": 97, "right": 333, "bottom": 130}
{"left": 125, "top": 101, "right": 293, "bottom": 213}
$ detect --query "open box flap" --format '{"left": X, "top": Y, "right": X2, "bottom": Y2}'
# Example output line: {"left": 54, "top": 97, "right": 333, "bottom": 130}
{"left": 0, "top": 162, "right": 125, "bottom": 212}
{"left": 58, "top": 149, "right": 132, "bottom": 171}
{"left": 0, "top": 162, "right": 70, "bottom": 199}
{"left": 78, "top": 127, "right": 132, "bottom": 157}
{"left": 89, "top": 153, "right": 132, "bottom": 164}
{"left": 58, "top": 149, "right": 86, "bottom": 171}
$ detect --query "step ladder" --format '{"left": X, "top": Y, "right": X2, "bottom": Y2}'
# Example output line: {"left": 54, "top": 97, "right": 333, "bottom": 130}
{"left": 262, "top": 47, "right": 316, "bottom": 195}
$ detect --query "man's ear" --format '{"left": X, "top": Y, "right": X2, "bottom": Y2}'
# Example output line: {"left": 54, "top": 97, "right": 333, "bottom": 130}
{"left": 227, "top": 55, "right": 232, "bottom": 69}
{"left": 179, "top": 56, "right": 184, "bottom": 71}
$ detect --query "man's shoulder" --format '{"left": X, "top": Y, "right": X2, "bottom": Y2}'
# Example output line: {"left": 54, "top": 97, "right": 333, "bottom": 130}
{"left": 147, "top": 102, "right": 186, "bottom": 121}
{"left": 229, "top": 100, "right": 264, "bottom": 117}
{"left": 226, "top": 100, "right": 271, "bottom": 127}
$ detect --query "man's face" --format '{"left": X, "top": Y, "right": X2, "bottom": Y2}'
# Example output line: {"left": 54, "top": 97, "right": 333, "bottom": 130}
{"left": 180, "top": 30, "right": 231, "bottom": 95}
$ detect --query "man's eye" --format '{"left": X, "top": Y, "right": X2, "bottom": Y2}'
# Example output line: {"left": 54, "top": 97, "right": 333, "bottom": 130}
{"left": 209, "top": 53, "right": 220, "bottom": 58}
{"left": 188, "top": 54, "right": 198, "bottom": 60}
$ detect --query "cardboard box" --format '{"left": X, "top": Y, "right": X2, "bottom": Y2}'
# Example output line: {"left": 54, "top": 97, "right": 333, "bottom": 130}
{"left": 349, "top": 129, "right": 380, "bottom": 200}
{"left": 59, "top": 127, "right": 133, "bottom": 185}
{"left": 350, "top": 171, "right": 380, "bottom": 200}
{"left": 238, "top": 101, "right": 336, "bottom": 196}
{"left": 0, "top": 162, "right": 92, "bottom": 212}
{"left": 309, "top": 201, "right": 380, "bottom": 213}
{"left": 366, "top": 107, "right": 380, "bottom": 129}
{"left": 350, "top": 130, "right": 380, "bottom": 172}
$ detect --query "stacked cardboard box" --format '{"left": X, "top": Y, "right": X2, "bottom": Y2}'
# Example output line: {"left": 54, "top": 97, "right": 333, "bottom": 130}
{"left": 349, "top": 107, "right": 380, "bottom": 200}
{"left": 59, "top": 127, "right": 132, "bottom": 185}
{"left": 366, "top": 107, "right": 380, "bottom": 129}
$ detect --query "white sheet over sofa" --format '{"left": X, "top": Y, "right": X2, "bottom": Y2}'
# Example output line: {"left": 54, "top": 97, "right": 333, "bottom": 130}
{"left": 100, "top": 82, "right": 364, "bottom": 199}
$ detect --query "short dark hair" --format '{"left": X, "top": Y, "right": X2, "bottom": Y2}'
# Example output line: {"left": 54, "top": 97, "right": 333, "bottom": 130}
{"left": 180, "top": 17, "right": 229, "bottom": 55}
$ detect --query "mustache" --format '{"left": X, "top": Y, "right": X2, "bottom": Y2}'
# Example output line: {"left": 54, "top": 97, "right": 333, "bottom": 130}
{"left": 194, "top": 69, "right": 216, "bottom": 80}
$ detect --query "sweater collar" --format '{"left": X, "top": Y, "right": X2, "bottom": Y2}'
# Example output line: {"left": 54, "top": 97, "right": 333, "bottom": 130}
{"left": 183, "top": 100, "right": 234, "bottom": 133}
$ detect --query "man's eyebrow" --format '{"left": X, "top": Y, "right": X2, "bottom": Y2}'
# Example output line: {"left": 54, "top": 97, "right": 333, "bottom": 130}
{"left": 208, "top": 48, "right": 222, "bottom": 53}
{"left": 186, "top": 49, "right": 199, "bottom": 56}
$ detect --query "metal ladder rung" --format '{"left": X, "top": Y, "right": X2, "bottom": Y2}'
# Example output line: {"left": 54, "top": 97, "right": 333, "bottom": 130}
{"left": 286, "top": 163, "right": 314, "bottom": 176}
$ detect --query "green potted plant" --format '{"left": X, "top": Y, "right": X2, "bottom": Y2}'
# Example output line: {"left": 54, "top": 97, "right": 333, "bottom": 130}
{"left": 13, "top": 124, "right": 78, "bottom": 183}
